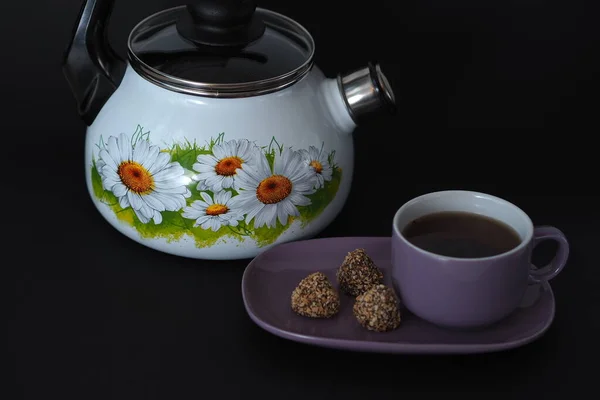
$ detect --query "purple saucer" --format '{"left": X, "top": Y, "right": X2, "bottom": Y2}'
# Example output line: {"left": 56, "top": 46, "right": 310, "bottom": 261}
{"left": 241, "top": 237, "right": 556, "bottom": 355}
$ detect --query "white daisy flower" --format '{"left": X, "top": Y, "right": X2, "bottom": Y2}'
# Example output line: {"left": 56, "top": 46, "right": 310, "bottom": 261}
{"left": 231, "top": 148, "right": 316, "bottom": 229}
{"left": 192, "top": 139, "right": 258, "bottom": 192}
{"left": 299, "top": 145, "right": 334, "bottom": 190}
{"left": 182, "top": 191, "right": 243, "bottom": 231}
{"left": 96, "top": 133, "right": 192, "bottom": 224}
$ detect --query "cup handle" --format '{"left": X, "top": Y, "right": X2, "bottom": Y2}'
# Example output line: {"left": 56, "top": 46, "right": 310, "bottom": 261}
{"left": 529, "top": 226, "right": 570, "bottom": 284}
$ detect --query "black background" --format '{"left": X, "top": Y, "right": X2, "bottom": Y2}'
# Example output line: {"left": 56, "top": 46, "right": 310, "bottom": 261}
{"left": 9, "top": 0, "right": 599, "bottom": 398}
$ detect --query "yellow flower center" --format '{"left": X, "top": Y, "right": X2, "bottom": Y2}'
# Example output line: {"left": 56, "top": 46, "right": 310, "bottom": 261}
{"left": 215, "top": 156, "right": 243, "bottom": 176}
{"left": 118, "top": 161, "right": 155, "bottom": 194}
{"left": 256, "top": 175, "right": 293, "bottom": 204}
{"left": 206, "top": 204, "right": 229, "bottom": 216}
{"left": 309, "top": 160, "right": 323, "bottom": 174}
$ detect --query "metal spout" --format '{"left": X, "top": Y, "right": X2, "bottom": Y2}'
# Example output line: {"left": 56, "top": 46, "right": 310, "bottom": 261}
{"left": 337, "top": 63, "right": 396, "bottom": 123}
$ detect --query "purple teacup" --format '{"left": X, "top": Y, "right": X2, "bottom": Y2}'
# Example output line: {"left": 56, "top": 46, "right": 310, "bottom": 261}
{"left": 391, "top": 190, "right": 569, "bottom": 329}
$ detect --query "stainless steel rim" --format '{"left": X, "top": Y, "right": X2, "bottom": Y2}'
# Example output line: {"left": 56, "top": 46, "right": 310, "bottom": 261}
{"left": 127, "top": 6, "right": 315, "bottom": 98}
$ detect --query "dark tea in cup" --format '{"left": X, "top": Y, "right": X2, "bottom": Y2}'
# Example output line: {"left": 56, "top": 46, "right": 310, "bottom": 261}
{"left": 402, "top": 211, "right": 522, "bottom": 259}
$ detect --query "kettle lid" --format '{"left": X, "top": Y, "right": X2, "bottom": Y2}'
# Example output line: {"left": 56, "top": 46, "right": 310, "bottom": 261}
{"left": 128, "top": 0, "right": 315, "bottom": 97}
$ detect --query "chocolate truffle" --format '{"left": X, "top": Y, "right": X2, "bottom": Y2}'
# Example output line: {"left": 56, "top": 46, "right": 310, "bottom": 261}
{"left": 353, "top": 284, "right": 401, "bottom": 332}
{"left": 291, "top": 272, "right": 341, "bottom": 318}
{"left": 336, "top": 248, "right": 383, "bottom": 296}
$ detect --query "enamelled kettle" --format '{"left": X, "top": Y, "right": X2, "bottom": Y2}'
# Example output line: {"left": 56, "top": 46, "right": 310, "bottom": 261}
{"left": 63, "top": 0, "right": 396, "bottom": 260}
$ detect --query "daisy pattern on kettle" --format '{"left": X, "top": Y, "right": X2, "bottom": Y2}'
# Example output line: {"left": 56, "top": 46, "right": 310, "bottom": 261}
{"left": 95, "top": 132, "right": 192, "bottom": 225}
{"left": 191, "top": 139, "right": 259, "bottom": 192}
{"left": 90, "top": 126, "right": 342, "bottom": 249}
{"left": 232, "top": 147, "right": 317, "bottom": 229}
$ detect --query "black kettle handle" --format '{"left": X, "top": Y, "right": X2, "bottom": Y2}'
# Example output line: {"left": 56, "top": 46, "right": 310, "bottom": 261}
{"left": 63, "top": 0, "right": 126, "bottom": 126}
